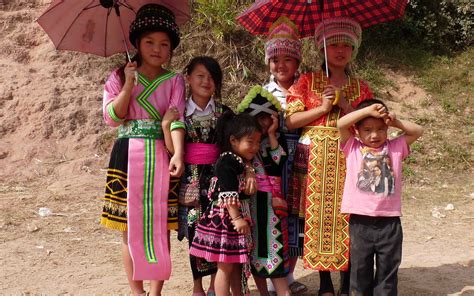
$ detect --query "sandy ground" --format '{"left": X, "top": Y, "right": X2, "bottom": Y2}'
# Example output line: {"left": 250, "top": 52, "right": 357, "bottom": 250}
{"left": 0, "top": 1, "right": 473, "bottom": 295}
{"left": 1, "top": 172, "right": 473, "bottom": 296}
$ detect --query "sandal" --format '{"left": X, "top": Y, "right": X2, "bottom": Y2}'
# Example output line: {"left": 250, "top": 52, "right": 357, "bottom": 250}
{"left": 289, "top": 281, "right": 308, "bottom": 294}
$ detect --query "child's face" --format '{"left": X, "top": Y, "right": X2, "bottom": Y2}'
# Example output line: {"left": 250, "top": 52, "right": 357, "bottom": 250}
{"left": 325, "top": 42, "right": 353, "bottom": 68}
{"left": 186, "top": 64, "right": 216, "bottom": 102}
{"left": 230, "top": 131, "right": 262, "bottom": 161}
{"left": 356, "top": 117, "right": 388, "bottom": 148}
{"left": 139, "top": 32, "right": 171, "bottom": 68}
{"left": 269, "top": 55, "right": 298, "bottom": 86}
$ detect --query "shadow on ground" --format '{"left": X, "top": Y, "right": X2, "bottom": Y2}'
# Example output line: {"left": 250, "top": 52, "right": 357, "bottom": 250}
{"left": 249, "top": 261, "right": 474, "bottom": 296}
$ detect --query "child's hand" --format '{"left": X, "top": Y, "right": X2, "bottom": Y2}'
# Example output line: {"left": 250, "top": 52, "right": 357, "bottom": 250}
{"left": 169, "top": 153, "right": 184, "bottom": 177}
{"left": 321, "top": 85, "right": 337, "bottom": 112}
{"left": 124, "top": 61, "right": 137, "bottom": 86}
{"left": 162, "top": 107, "right": 180, "bottom": 128}
{"left": 243, "top": 165, "right": 257, "bottom": 195}
{"left": 267, "top": 113, "right": 279, "bottom": 135}
{"left": 384, "top": 112, "right": 398, "bottom": 126}
{"left": 367, "top": 103, "right": 387, "bottom": 118}
{"left": 232, "top": 218, "right": 250, "bottom": 235}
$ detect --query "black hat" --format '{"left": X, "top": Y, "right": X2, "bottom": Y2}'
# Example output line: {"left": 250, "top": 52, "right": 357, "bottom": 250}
{"left": 129, "top": 4, "right": 180, "bottom": 50}
{"left": 237, "top": 86, "right": 281, "bottom": 116}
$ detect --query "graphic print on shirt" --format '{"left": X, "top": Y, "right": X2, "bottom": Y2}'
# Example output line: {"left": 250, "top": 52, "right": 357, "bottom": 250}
{"left": 357, "top": 145, "right": 395, "bottom": 197}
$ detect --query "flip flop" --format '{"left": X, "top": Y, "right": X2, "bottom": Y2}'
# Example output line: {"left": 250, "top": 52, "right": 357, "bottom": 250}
{"left": 289, "top": 281, "right": 308, "bottom": 294}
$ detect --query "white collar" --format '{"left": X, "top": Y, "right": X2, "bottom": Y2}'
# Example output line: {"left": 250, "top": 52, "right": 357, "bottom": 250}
{"left": 185, "top": 97, "right": 215, "bottom": 116}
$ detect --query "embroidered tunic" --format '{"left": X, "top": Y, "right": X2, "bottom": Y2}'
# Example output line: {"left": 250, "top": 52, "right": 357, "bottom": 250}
{"left": 190, "top": 152, "right": 252, "bottom": 263}
{"left": 251, "top": 136, "right": 290, "bottom": 278}
{"left": 100, "top": 69, "right": 185, "bottom": 280}
{"left": 264, "top": 77, "right": 302, "bottom": 256}
{"left": 178, "top": 98, "right": 229, "bottom": 280}
{"left": 286, "top": 70, "right": 373, "bottom": 271}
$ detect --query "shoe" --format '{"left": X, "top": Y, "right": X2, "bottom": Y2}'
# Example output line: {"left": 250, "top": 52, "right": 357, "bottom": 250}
{"left": 206, "top": 290, "right": 216, "bottom": 296}
{"left": 289, "top": 281, "right": 308, "bottom": 294}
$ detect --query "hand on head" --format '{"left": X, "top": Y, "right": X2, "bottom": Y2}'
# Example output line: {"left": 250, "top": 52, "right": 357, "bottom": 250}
{"left": 267, "top": 113, "right": 279, "bottom": 135}
{"left": 384, "top": 112, "right": 397, "bottom": 126}
{"left": 368, "top": 103, "right": 388, "bottom": 118}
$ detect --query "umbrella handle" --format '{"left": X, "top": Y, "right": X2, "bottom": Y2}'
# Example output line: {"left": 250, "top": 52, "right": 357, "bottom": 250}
{"left": 113, "top": 4, "right": 137, "bottom": 85}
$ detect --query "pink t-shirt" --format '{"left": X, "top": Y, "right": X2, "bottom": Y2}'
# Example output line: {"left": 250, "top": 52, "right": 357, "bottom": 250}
{"left": 340, "top": 135, "right": 410, "bottom": 217}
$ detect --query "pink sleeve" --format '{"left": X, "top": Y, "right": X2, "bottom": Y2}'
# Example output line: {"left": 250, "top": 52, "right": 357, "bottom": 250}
{"left": 169, "top": 74, "right": 186, "bottom": 130}
{"left": 341, "top": 134, "right": 357, "bottom": 156}
{"left": 389, "top": 136, "right": 410, "bottom": 160}
{"left": 102, "top": 69, "right": 123, "bottom": 127}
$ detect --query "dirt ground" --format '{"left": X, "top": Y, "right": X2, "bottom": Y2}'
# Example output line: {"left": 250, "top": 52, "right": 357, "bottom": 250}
{"left": 0, "top": 1, "right": 473, "bottom": 295}
{"left": 0, "top": 171, "right": 473, "bottom": 295}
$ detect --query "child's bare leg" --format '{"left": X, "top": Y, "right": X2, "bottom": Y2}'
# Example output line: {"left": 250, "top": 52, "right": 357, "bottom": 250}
{"left": 271, "top": 277, "right": 291, "bottom": 296}
{"left": 149, "top": 280, "right": 164, "bottom": 296}
{"left": 230, "top": 264, "right": 242, "bottom": 296}
{"left": 122, "top": 232, "right": 145, "bottom": 295}
{"left": 208, "top": 273, "right": 216, "bottom": 293}
{"left": 193, "top": 277, "right": 205, "bottom": 293}
{"left": 253, "top": 275, "right": 270, "bottom": 296}
{"left": 215, "top": 262, "right": 234, "bottom": 296}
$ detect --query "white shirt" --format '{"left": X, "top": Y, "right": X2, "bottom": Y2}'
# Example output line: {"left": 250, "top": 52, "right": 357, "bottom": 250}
{"left": 185, "top": 97, "right": 215, "bottom": 117}
{"left": 263, "top": 80, "right": 288, "bottom": 110}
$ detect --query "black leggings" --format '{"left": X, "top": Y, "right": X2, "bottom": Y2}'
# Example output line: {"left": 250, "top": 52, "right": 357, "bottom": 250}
{"left": 319, "top": 268, "right": 350, "bottom": 295}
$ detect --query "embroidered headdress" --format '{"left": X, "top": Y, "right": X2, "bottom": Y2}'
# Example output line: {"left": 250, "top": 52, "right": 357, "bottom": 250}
{"left": 314, "top": 17, "right": 362, "bottom": 60}
{"left": 129, "top": 4, "right": 180, "bottom": 49}
{"left": 264, "top": 16, "right": 302, "bottom": 64}
{"left": 237, "top": 85, "right": 281, "bottom": 116}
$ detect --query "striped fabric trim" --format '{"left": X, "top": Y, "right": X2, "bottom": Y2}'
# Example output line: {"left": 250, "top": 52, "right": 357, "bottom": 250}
{"left": 143, "top": 138, "right": 157, "bottom": 263}
{"left": 107, "top": 103, "right": 124, "bottom": 122}
{"left": 170, "top": 120, "right": 185, "bottom": 130}
{"left": 136, "top": 72, "right": 176, "bottom": 120}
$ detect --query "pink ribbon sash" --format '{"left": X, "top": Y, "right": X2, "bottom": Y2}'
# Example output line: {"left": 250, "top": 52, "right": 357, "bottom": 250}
{"left": 256, "top": 174, "right": 283, "bottom": 199}
{"left": 184, "top": 143, "right": 219, "bottom": 165}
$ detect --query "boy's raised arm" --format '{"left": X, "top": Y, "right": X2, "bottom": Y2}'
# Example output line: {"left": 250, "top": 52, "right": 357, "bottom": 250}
{"left": 337, "top": 104, "right": 387, "bottom": 145}
{"left": 386, "top": 115, "right": 424, "bottom": 146}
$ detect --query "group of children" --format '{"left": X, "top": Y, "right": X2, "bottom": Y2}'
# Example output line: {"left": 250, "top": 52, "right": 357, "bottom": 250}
{"left": 100, "top": 4, "right": 423, "bottom": 296}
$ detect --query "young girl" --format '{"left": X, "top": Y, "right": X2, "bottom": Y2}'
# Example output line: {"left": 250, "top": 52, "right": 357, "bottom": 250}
{"left": 337, "top": 99, "right": 423, "bottom": 295}
{"left": 100, "top": 4, "right": 185, "bottom": 296}
{"left": 262, "top": 16, "right": 306, "bottom": 295}
{"left": 237, "top": 86, "right": 290, "bottom": 296}
{"left": 190, "top": 111, "right": 262, "bottom": 296}
{"left": 285, "top": 17, "right": 373, "bottom": 296}
{"left": 178, "top": 56, "right": 231, "bottom": 296}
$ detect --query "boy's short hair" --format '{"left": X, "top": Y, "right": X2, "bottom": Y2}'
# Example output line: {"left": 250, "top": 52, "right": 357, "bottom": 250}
{"left": 355, "top": 98, "right": 388, "bottom": 127}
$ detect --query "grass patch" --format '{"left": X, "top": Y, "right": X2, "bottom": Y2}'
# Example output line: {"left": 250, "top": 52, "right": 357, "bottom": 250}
{"left": 417, "top": 48, "right": 474, "bottom": 114}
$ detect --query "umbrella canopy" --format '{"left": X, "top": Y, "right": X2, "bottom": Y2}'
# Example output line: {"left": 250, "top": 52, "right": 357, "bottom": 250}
{"left": 37, "top": 0, "right": 190, "bottom": 57}
{"left": 237, "top": 0, "right": 408, "bottom": 37}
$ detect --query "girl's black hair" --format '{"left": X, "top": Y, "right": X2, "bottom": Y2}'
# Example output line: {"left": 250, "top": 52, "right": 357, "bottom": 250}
{"left": 355, "top": 98, "right": 389, "bottom": 127}
{"left": 216, "top": 110, "right": 262, "bottom": 153}
{"left": 118, "top": 30, "right": 175, "bottom": 86}
{"left": 184, "top": 56, "right": 223, "bottom": 99}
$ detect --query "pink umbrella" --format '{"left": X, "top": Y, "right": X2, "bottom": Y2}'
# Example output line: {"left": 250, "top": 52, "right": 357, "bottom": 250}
{"left": 37, "top": 0, "right": 190, "bottom": 59}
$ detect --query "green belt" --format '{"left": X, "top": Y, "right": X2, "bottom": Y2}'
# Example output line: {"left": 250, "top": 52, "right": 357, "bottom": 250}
{"left": 118, "top": 119, "right": 164, "bottom": 139}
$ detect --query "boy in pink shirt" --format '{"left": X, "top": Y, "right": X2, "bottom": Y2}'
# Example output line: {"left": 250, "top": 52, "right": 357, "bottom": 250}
{"left": 337, "top": 99, "right": 423, "bottom": 296}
